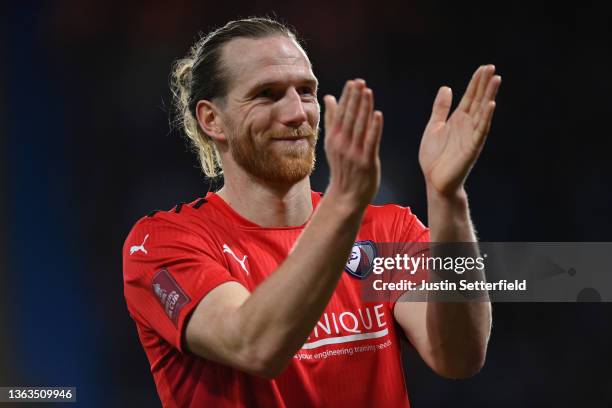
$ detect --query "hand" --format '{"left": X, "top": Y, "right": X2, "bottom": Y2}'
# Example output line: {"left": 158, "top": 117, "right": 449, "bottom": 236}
{"left": 323, "top": 80, "right": 383, "bottom": 209}
{"left": 419, "top": 65, "right": 501, "bottom": 197}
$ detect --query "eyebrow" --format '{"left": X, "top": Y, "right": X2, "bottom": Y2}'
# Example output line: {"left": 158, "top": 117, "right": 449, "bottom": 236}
{"left": 247, "top": 77, "right": 319, "bottom": 94}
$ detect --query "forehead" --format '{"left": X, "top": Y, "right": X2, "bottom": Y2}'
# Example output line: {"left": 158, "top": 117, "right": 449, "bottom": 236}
{"left": 221, "top": 36, "right": 316, "bottom": 92}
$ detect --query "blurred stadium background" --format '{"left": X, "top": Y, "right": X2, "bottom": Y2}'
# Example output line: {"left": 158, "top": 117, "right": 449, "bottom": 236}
{"left": 2, "top": 1, "right": 612, "bottom": 407}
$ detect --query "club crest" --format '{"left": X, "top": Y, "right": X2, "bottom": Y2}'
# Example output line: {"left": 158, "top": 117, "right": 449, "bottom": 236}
{"left": 345, "top": 241, "right": 378, "bottom": 279}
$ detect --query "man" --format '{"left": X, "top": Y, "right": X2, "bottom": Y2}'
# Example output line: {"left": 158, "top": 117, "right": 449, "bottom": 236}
{"left": 123, "top": 17, "right": 500, "bottom": 407}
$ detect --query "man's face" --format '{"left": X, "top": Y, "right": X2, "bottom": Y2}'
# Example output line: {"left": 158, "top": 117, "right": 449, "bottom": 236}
{"left": 218, "top": 36, "right": 320, "bottom": 184}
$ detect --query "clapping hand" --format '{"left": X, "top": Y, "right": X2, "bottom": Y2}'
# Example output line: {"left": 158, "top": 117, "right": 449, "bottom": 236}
{"left": 419, "top": 65, "right": 501, "bottom": 197}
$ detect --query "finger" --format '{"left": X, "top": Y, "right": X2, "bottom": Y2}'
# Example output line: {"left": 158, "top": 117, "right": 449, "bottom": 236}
{"left": 427, "top": 86, "right": 452, "bottom": 126}
{"left": 364, "top": 111, "right": 383, "bottom": 159}
{"left": 341, "top": 79, "right": 366, "bottom": 138}
{"left": 473, "top": 75, "right": 501, "bottom": 127}
{"left": 373, "top": 112, "right": 383, "bottom": 158}
{"left": 475, "top": 101, "right": 496, "bottom": 147}
{"left": 484, "top": 74, "right": 502, "bottom": 103}
{"left": 368, "top": 90, "right": 375, "bottom": 127}
{"left": 324, "top": 95, "right": 337, "bottom": 132}
{"left": 332, "top": 81, "right": 353, "bottom": 130}
{"left": 457, "top": 66, "right": 483, "bottom": 113}
{"left": 351, "top": 88, "right": 373, "bottom": 150}
{"left": 470, "top": 64, "right": 495, "bottom": 116}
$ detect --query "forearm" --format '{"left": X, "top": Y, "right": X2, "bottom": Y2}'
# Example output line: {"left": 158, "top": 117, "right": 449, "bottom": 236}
{"left": 231, "top": 191, "right": 365, "bottom": 374}
{"left": 425, "top": 186, "right": 491, "bottom": 377}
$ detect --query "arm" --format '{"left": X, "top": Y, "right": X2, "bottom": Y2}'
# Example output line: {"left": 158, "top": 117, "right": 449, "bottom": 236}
{"left": 186, "top": 80, "right": 383, "bottom": 378}
{"left": 394, "top": 65, "right": 501, "bottom": 378}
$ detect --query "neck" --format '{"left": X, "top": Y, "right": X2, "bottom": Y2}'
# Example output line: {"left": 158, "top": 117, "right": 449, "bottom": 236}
{"left": 216, "top": 168, "right": 313, "bottom": 228}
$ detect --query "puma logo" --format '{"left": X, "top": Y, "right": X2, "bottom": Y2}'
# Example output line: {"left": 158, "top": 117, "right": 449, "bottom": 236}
{"left": 130, "top": 234, "right": 149, "bottom": 255}
{"left": 223, "top": 244, "right": 249, "bottom": 275}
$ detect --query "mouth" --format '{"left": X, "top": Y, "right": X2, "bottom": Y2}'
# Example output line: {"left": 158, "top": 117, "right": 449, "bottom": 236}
{"left": 269, "top": 137, "right": 313, "bottom": 154}
{"left": 270, "top": 135, "right": 312, "bottom": 143}
{"left": 273, "top": 137, "right": 308, "bottom": 141}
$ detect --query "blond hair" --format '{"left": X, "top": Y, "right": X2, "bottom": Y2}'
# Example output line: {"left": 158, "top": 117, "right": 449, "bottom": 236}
{"left": 170, "top": 53, "right": 222, "bottom": 178}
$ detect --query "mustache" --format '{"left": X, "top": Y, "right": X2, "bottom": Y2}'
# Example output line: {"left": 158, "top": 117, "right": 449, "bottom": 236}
{"left": 266, "top": 125, "right": 319, "bottom": 139}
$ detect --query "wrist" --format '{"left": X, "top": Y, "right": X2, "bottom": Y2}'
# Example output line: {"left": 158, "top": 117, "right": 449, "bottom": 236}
{"left": 426, "top": 184, "right": 469, "bottom": 211}
{"left": 320, "top": 188, "right": 368, "bottom": 220}
{"left": 426, "top": 185, "right": 475, "bottom": 242}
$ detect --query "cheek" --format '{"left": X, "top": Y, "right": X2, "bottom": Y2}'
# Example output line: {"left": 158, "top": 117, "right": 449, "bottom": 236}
{"left": 307, "top": 102, "right": 321, "bottom": 129}
{"left": 245, "top": 108, "right": 273, "bottom": 136}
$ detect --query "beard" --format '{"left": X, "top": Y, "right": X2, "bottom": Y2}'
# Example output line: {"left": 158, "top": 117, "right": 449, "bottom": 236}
{"left": 227, "top": 124, "right": 319, "bottom": 185}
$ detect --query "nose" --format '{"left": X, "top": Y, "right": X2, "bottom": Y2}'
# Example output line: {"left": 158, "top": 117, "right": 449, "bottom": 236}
{"left": 277, "top": 87, "right": 308, "bottom": 128}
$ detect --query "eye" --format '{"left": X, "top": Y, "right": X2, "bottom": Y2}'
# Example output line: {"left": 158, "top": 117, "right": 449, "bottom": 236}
{"left": 298, "top": 86, "right": 315, "bottom": 96}
{"left": 256, "top": 88, "right": 273, "bottom": 99}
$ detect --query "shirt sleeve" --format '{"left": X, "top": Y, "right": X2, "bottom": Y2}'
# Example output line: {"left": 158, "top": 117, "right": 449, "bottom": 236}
{"left": 389, "top": 206, "right": 430, "bottom": 310}
{"left": 122, "top": 215, "right": 241, "bottom": 352}
{"left": 395, "top": 206, "right": 430, "bottom": 244}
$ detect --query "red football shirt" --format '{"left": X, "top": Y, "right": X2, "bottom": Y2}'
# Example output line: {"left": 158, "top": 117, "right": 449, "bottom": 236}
{"left": 123, "top": 191, "right": 429, "bottom": 407}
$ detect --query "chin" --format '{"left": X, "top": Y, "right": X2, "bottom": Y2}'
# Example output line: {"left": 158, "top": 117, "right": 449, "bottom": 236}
{"left": 264, "top": 155, "right": 316, "bottom": 184}
{"left": 231, "top": 137, "right": 317, "bottom": 184}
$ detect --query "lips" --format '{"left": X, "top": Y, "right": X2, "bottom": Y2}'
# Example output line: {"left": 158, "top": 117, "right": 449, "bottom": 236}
{"left": 272, "top": 136, "right": 309, "bottom": 141}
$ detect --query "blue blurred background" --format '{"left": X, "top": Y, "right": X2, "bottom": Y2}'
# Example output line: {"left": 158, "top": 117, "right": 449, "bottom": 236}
{"left": 2, "top": 1, "right": 612, "bottom": 407}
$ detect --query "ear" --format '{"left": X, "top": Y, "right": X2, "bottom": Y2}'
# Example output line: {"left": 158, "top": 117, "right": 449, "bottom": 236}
{"left": 195, "top": 100, "right": 227, "bottom": 142}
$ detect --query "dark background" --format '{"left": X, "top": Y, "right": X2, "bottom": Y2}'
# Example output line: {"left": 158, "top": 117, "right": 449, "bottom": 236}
{"left": 2, "top": 1, "right": 612, "bottom": 407}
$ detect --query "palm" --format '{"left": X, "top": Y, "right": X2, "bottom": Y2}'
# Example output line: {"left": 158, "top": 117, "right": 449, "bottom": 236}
{"left": 419, "top": 65, "right": 501, "bottom": 195}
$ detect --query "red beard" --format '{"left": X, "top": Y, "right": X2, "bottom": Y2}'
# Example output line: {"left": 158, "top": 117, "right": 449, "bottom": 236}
{"left": 228, "top": 124, "right": 319, "bottom": 184}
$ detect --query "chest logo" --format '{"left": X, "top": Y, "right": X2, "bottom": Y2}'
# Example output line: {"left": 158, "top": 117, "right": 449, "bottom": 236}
{"left": 130, "top": 234, "right": 149, "bottom": 255}
{"left": 345, "top": 240, "right": 377, "bottom": 279}
{"left": 223, "top": 244, "right": 249, "bottom": 276}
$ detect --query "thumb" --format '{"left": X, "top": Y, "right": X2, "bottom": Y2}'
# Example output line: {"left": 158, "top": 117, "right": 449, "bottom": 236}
{"left": 428, "top": 86, "right": 452, "bottom": 126}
